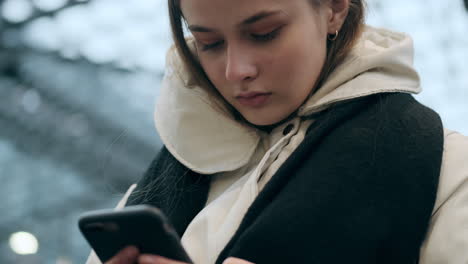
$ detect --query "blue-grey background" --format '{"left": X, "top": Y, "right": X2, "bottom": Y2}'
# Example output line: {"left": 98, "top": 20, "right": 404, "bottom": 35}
{"left": 0, "top": 0, "right": 466, "bottom": 263}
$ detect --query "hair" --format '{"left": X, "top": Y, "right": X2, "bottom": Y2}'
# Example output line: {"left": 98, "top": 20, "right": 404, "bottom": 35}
{"left": 127, "top": 0, "right": 367, "bottom": 208}
{"left": 168, "top": 0, "right": 366, "bottom": 99}
{"left": 311, "top": 0, "right": 366, "bottom": 89}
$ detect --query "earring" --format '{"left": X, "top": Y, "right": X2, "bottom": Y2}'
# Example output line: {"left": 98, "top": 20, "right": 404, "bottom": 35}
{"left": 328, "top": 30, "right": 339, "bottom": 41}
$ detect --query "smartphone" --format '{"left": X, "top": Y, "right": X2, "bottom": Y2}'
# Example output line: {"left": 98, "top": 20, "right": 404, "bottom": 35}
{"left": 78, "top": 205, "right": 192, "bottom": 263}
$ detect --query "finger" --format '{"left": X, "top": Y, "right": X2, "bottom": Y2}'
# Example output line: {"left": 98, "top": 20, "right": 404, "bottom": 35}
{"left": 106, "top": 246, "right": 139, "bottom": 264}
{"left": 222, "top": 257, "right": 255, "bottom": 264}
{"left": 138, "top": 254, "right": 189, "bottom": 264}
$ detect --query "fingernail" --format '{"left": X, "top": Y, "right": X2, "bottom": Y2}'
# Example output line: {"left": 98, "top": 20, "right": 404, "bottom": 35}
{"left": 139, "top": 255, "right": 160, "bottom": 263}
{"left": 123, "top": 246, "right": 138, "bottom": 256}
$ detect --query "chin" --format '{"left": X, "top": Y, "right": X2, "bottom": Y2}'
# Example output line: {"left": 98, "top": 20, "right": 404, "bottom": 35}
{"left": 244, "top": 114, "right": 287, "bottom": 127}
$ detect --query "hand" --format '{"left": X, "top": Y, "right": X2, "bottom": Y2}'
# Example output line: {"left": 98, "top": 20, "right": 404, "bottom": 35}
{"left": 105, "top": 247, "right": 188, "bottom": 264}
{"left": 222, "top": 257, "right": 255, "bottom": 264}
{"left": 106, "top": 246, "right": 254, "bottom": 264}
{"left": 136, "top": 256, "right": 255, "bottom": 264}
{"left": 106, "top": 246, "right": 140, "bottom": 264}
{"left": 138, "top": 255, "right": 188, "bottom": 264}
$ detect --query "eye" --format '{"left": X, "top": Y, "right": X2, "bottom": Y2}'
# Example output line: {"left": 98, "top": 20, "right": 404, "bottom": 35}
{"left": 251, "top": 27, "right": 282, "bottom": 42}
{"left": 200, "top": 40, "right": 224, "bottom": 51}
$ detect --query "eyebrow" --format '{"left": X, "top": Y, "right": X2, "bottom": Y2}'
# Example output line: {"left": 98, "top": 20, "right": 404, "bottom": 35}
{"left": 188, "top": 10, "right": 282, "bottom": 33}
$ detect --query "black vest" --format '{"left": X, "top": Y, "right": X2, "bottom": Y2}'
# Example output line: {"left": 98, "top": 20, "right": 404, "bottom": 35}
{"left": 127, "top": 93, "right": 444, "bottom": 264}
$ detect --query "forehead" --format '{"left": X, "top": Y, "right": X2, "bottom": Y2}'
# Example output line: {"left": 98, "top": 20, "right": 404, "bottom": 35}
{"left": 180, "top": 0, "right": 302, "bottom": 26}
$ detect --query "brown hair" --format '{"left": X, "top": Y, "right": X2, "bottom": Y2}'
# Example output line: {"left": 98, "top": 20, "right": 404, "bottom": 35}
{"left": 315, "top": 0, "right": 367, "bottom": 88}
{"left": 168, "top": 0, "right": 366, "bottom": 117}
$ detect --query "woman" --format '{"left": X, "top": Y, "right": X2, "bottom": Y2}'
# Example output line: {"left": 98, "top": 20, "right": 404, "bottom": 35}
{"left": 87, "top": 0, "right": 468, "bottom": 263}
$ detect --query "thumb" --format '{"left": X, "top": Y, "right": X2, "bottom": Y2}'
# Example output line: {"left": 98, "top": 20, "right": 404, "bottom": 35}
{"left": 106, "top": 246, "right": 139, "bottom": 264}
{"left": 222, "top": 257, "right": 255, "bottom": 264}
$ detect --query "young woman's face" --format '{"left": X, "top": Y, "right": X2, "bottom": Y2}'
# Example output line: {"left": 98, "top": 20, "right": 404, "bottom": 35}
{"left": 181, "top": 0, "right": 331, "bottom": 126}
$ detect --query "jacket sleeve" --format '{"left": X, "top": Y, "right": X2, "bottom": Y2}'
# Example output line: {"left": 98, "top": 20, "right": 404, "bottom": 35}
{"left": 419, "top": 129, "right": 468, "bottom": 263}
{"left": 84, "top": 184, "right": 138, "bottom": 264}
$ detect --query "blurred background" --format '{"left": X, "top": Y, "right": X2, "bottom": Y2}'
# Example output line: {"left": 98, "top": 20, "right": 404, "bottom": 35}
{"left": 0, "top": 0, "right": 466, "bottom": 263}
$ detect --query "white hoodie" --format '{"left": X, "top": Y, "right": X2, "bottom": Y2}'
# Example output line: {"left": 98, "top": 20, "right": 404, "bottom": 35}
{"left": 86, "top": 26, "right": 468, "bottom": 264}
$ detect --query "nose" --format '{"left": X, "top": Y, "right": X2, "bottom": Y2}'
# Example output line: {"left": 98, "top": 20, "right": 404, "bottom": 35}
{"left": 225, "top": 44, "right": 258, "bottom": 82}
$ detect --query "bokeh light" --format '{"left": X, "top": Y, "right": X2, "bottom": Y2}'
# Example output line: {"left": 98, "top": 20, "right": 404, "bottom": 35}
{"left": 1, "top": 0, "right": 34, "bottom": 23}
{"left": 31, "top": 0, "right": 68, "bottom": 12}
{"left": 9, "top": 231, "right": 39, "bottom": 255}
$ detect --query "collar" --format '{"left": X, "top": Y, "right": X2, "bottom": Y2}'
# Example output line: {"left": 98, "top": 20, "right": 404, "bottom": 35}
{"left": 154, "top": 26, "right": 421, "bottom": 174}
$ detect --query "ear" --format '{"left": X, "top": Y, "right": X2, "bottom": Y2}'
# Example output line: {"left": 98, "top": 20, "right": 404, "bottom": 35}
{"left": 326, "top": 0, "right": 350, "bottom": 34}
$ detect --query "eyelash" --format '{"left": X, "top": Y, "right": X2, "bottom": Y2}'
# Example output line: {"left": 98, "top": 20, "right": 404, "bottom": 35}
{"left": 201, "top": 27, "right": 282, "bottom": 52}
{"left": 252, "top": 27, "right": 282, "bottom": 42}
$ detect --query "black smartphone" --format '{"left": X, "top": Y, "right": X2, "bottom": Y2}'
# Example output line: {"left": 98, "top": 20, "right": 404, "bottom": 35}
{"left": 78, "top": 205, "right": 192, "bottom": 263}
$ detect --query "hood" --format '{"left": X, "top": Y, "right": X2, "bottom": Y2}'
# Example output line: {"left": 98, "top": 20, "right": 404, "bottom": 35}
{"left": 154, "top": 25, "right": 421, "bottom": 174}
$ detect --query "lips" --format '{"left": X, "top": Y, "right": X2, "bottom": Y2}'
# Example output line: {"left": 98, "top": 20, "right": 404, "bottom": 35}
{"left": 236, "top": 92, "right": 272, "bottom": 107}
{"left": 236, "top": 92, "right": 271, "bottom": 99}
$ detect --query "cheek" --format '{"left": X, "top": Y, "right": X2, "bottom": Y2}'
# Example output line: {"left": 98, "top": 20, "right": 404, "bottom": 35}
{"left": 199, "top": 57, "right": 228, "bottom": 92}
{"left": 268, "top": 37, "right": 326, "bottom": 99}
{"left": 296, "top": 42, "right": 326, "bottom": 88}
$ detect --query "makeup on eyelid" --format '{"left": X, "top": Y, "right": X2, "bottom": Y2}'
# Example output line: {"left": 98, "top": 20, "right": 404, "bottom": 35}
{"left": 194, "top": 24, "right": 285, "bottom": 51}
{"left": 181, "top": 0, "right": 330, "bottom": 126}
